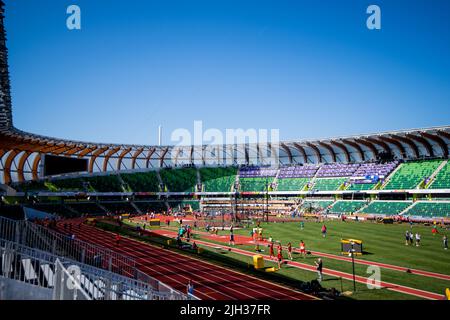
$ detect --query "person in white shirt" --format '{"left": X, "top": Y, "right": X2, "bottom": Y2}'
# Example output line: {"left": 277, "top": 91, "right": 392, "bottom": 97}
{"left": 415, "top": 233, "right": 421, "bottom": 247}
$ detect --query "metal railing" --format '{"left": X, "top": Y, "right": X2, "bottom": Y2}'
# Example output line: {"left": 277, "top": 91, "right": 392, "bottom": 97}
{"left": 0, "top": 216, "right": 136, "bottom": 277}
{"left": 0, "top": 216, "right": 196, "bottom": 300}
{"left": 0, "top": 238, "right": 192, "bottom": 300}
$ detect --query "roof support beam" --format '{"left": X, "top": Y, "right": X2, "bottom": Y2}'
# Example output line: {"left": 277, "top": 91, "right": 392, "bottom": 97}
{"left": 354, "top": 139, "right": 378, "bottom": 160}
{"left": 390, "top": 134, "right": 419, "bottom": 158}
{"left": 17, "top": 151, "right": 32, "bottom": 182}
{"left": 32, "top": 154, "right": 41, "bottom": 180}
{"left": 130, "top": 148, "right": 144, "bottom": 169}
{"left": 330, "top": 141, "right": 350, "bottom": 163}
{"left": 421, "top": 132, "right": 448, "bottom": 158}
{"left": 117, "top": 148, "right": 132, "bottom": 171}
{"left": 318, "top": 142, "right": 337, "bottom": 163}
{"left": 293, "top": 143, "right": 308, "bottom": 163}
{"left": 280, "top": 143, "right": 293, "bottom": 164}
{"left": 342, "top": 139, "right": 365, "bottom": 162}
{"left": 3, "top": 150, "right": 18, "bottom": 184}
{"left": 102, "top": 147, "right": 121, "bottom": 172}
{"left": 306, "top": 143, "right": 322, "bottom": 163}
{"left": 378, "top": 136, "right": 406, "bottom": 158}
{"left": 145, "top": 148, "right": 156, "bottom": 168}
{"left": 406, "top": 133, "right": 434, "bottom": 157}
{"left": 89, "top": 147, "right": 108, "bottom": 173}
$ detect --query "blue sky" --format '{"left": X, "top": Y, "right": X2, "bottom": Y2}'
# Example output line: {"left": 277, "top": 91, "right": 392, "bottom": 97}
{"left": 4, "top": 0, "right": 450, "bottom": 145}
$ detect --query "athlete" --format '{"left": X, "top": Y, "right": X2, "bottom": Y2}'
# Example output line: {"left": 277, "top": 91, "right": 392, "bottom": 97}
{"left": 299, "top": 240, "right": 306, "bottom": 258}
{"left": 277, "top": 250, "right": 283, "bottom": 269}
{"left": 269, "top": 241, "right": 275, "bottom": 259}
{"left": 229, "top": 227, "right": 235, "bottom": 246}
{"left": 287, "top": 242, "right": 293, "bottom": 260}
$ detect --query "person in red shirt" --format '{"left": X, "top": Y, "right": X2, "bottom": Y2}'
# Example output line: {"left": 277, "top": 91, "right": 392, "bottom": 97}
{"left": 269, "top": 242, "right": 274, "bottom": 259}
{"left": 321, "top": 224, "right": 327, "bottom": 238}
{"left": 299, "top": 240, "right": 306, "bottom": 258}
{"left": 115, "top": 233, "right": 121, "bottom": 246}
{"left": 287, "top": 242, "right": 293, "bottom": 260}
{"left": 277, "top": 250, "right": 283, "bottom": 269}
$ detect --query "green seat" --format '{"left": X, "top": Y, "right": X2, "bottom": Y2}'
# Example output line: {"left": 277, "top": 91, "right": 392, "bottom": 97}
{"left": 200, "top": 167, "right": 237, "bottom": 192}
{"left": 429, "top": 162, "right": 450, "bottom": 189}
{"left": 277, "top": 178, "right": 310, "bottom": 191}
{"left": 302, "top": 200, "right": 334, "bottom": 210}
{"left": 239, "top": 177, "right": 274, "bottom": 192}
{"left": 347, "top": 183, "right": 376, "bottom": 191}
{"left": 405, "top": 202, "right": 450, "bottom": 218}
{"left": 159, "top": 168, "right": 198, "bottom": 192}
{"left": 121, "top": 171, "right": 160, "bottom": 192}
{"left": 313, "top": 178, "right": 347, "bottom": 191}
{"left": 360, "top": 201, "right": 412, "bottom": 215}
{"left": 383, "top": 160, "right": 442, "bottom": 190}
{"left": 330, "top": 201, "right": 366, "bottom": 213}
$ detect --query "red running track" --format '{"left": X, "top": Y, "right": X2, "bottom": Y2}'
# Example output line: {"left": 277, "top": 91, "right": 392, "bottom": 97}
{"left": 154, "top": 229, "right": 445, "bottom": 300}
{"left": 57, "top": 219, "right": 316, "bottom": 300}
{"left": 167, "top": 226, "right": 450, "bottom": 282}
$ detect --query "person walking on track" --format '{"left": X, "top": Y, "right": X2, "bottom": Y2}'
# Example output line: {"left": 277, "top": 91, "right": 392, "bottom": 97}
{"left": 287, "top": 242, "right": 293, "bottom": 260}
{"left": 299, "top": 240, "right": 306, "bottom": 258}
{"left": 277, "top": 249, "right": 283, "bottom": 269}
{"left": 269, "top": 241, "right": 274, "bottom": 260}
{"left": 229, "top": 226, "right": 235, "bottom": 246}
{"left": 315, "top": 258, "right": 323, "bottom": 282}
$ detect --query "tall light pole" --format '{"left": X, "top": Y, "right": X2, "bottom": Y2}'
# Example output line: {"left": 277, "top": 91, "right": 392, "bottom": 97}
{"left": 350, "top": 241, "right": 356, "bottom": 292}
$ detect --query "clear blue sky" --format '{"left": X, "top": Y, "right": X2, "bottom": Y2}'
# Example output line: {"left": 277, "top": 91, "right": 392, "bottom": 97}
{"left": 4, "top": 0, "right": 450, "bottom": 145}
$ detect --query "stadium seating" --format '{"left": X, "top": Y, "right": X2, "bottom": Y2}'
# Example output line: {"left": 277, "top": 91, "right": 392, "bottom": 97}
{"left": 277, "top": 178, "right": 310, "bottom": 191}
{"left": 346, "top": 183, "right": 377, "bottom": 191}
{"left": 168, "top": 200, "right": 200, "bottom": 211}
{"left": 302, "top": 200, "right": 334, "bottom": 210}
{"left": 348, "top": 161, "right": 398, "bottom": 190}
{"left": 352, "top": 161, "right": 399, "bottom": 178}
{"left": 312, "top": 178, "right": 347, "bottom": 191}
{"left": 278, "top": 165, "right": 319, "bottom": 178}
{"left": 159, "top": 168, "right": 198, "bottom": 192}
{"left": 383, "top": 159, "right": 442, "bottom": 190}
{"left": 316, "top": 163, "right": 360, "bottom": 177}
{"left": 239, "top": 166, "right": 278, "bottom": 178}
{"left": 29, "top": 203, "right": 69, "bottom": 216}
{"left": 65, "top": 202, "right": 106, "bottom": 215}
{"left": 121, "top": 171, "right": 160, "bottom": 192}
{"left": 238, "top": 166, "right": 276, "bottom": 191}
{"left": 100, "top": 202, "right": 137, "bottom": 214}
{"left": 239, "top": 177, "right": 272, "bottom": 192}
{"left": 429, "top": 162, "right": 450, "bottom": 189}
{"left": 200, "top": 167, "right": 237, "bottom": 192}
{"left": 134, "top": 201, "right": 167, "bottom": 213}
{"left": 404, "top": 201, "right": 450, "bottom": 218}
{"left": 360, "top": 201, "right": 412, "bottom": 215}
{"left": 330, "top": 200, "right": 367, "bottom": 213}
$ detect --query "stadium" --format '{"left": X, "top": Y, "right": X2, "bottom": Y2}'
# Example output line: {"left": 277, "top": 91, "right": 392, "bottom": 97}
{"left": 1, "top": 0, "right": 450, "bottom": 303}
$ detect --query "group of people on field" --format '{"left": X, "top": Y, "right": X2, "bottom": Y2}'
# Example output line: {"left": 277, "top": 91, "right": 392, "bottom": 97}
{"left": 405, "top": 230, "right": 421, "bottom": 246}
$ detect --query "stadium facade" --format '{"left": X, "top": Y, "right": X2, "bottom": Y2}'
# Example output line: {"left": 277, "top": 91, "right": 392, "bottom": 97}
{"left": 0, "top": 0, "right": 449, "bottom": 183}
{"left": 1, "top": 1, "right": 450, "bottom": 222}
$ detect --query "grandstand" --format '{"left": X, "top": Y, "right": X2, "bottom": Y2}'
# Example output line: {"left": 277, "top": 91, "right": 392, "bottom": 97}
{"left": 1, "top": 0, "right": 450, "bottom": 304}
{"left": 312, "top": 178, "right": 347, "bottom": 191}
{"left": 199, "top": 166, "right": 237, "bottom": 192}
{"left": 383, "top": 159, "right": 443, "bottom": 190}
{"left": 428, "top": 161, "right": 450, "bottom": 189}
{"left": 329, "top": 200, "right": 367, "bottom": 214}
{"left": 359, "top": 201, "right": 413, "bottom": 216}
{"left": 404, "top": 201, "right": 450, "bottom": 218}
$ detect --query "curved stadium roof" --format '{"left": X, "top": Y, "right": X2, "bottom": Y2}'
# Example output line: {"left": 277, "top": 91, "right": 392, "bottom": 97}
{"left": 0, "top": 1, "right": 449, "bottom": 184}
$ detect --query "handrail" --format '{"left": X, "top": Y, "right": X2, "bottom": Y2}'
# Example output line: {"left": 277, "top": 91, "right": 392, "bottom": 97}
{"left": 0, "top": 215, "right": 194, "bottom": 299}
